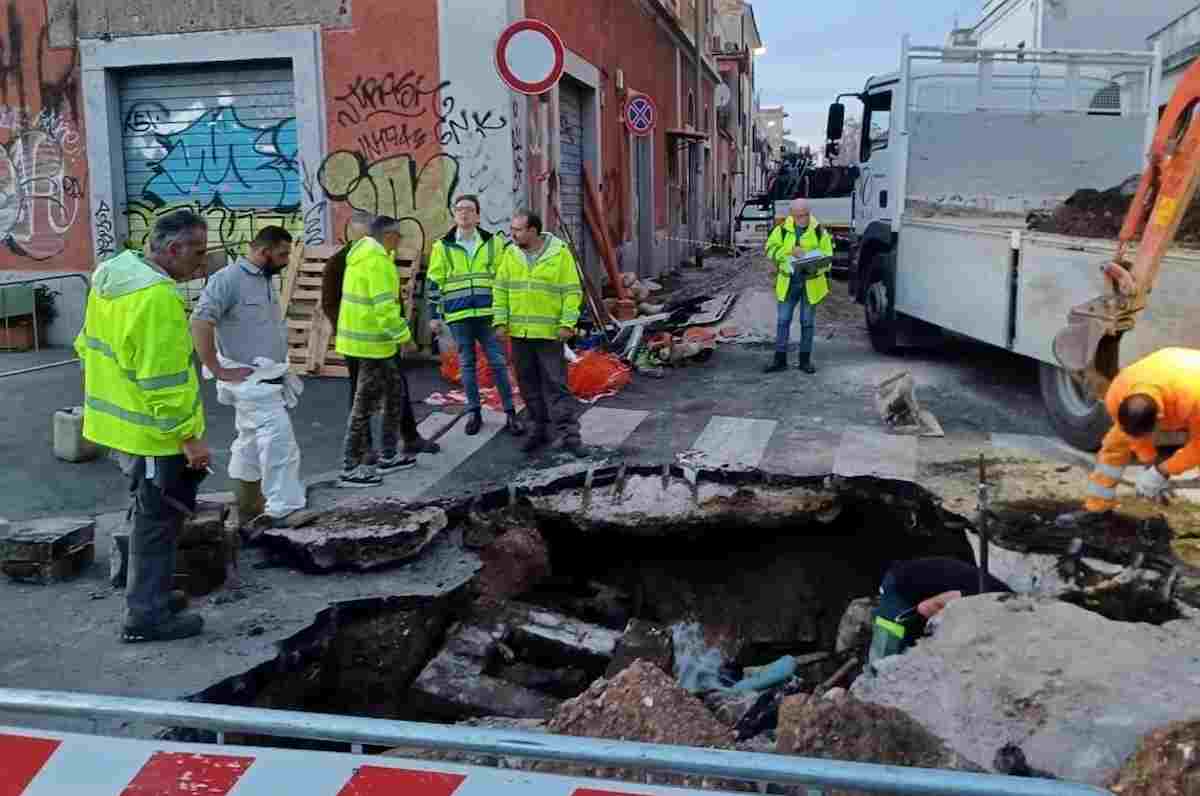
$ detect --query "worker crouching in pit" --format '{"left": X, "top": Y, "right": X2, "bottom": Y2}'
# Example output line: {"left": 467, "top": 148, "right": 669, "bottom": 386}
{"left": 870, "top": 557, "right": 1013, "bottom": 662}
{"left": 1072, "top": 348, "right": 1200, "bottom": 522}
{"left": 763, "top": 198, "right": 834, "bottom": 375}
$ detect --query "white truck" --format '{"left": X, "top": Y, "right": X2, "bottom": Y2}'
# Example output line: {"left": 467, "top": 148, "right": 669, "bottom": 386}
{"left": 829, "top": 39, "right": 1200, "bottom": 450}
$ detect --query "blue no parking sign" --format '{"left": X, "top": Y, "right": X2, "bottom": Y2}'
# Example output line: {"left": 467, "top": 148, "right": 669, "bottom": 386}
{"left": 625, "top": 94, "right": 656, "bottom": 137}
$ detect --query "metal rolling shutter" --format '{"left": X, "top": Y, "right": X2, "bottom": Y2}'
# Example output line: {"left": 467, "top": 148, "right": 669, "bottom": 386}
{"left": 557, "top": 79, "right": 587, "bottom": 271}
{"left": 119, "top": 60, "right": 302, "bottom": 275}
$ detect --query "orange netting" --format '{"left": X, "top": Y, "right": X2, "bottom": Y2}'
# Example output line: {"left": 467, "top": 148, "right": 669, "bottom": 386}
{"left": 440, "top": 339, "right": 632, "bottom": 402}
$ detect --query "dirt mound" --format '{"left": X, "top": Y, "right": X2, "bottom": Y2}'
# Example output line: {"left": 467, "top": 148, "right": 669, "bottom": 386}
{"left": 1110, "top": 719, "right": 1200, "bottom": 795}
{"left": 777, "top": 695, "right": 982, "bottom": 787}
{"left": 1028, "top": 179, "right": 1200, "bottom": 247}
{"left": 535, "top": 660, "right": 750, "bottom": 790}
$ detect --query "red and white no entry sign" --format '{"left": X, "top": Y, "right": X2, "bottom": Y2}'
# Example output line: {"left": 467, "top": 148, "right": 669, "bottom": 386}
{"left": 495, "top": 19, "right": 566, "bottom": 96}
{"left": 625, "top": 94, "right": 657, "bottom": 137}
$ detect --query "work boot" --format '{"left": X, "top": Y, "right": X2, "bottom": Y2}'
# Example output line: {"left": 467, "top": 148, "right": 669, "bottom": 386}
{"left": 763, "top": 352, "right": 788, "bottom": 373}
{"left": 521, "top": 427, "right": 550, "bottom": 453}
{"left": 122, "top": 611, "right": 204, "bottom": 644}
{"left": 234, "top": 479, "right": 265, "bottom": 527}
{"left": 465, "top": 410, "right": 483, "bottom": 436}
{"left": 506, "top": 411, "right": 526, "bottom": 436}
{"left": 168, "top": 589, "right": 189, "bottom": 614}
{"left": 403, "top": 436, "right": 441, "bottom": 455}
{"left": 796, "top": 352, "right": 817, "bottom": 374}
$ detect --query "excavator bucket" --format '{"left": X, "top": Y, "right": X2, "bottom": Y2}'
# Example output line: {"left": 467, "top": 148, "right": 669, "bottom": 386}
{"left": 1052, "top": 314, "right": 1121, "bottom": 400}
{"left": 1052, "top": 316, "right": 1105, "bottom": 374}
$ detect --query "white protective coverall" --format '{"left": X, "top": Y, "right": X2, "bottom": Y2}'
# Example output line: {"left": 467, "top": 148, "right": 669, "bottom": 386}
{"left": 206, "top": 356, "right": 306, "bottom": 518}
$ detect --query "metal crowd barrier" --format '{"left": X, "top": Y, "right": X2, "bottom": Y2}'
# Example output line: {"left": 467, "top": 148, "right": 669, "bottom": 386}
{"left": 0, "top": 273, "right": 90, "bottom": 378}
{"left": 0, "top": 688, "right": 1108, "bottom": 795}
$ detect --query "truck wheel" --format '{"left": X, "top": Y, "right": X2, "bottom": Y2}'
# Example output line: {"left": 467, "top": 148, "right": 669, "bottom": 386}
{"left": 864, "top": 267, "right": 898, "bottom": 354}
{"left": 1038, "top": 362, "right": 1111, "bottom": 451}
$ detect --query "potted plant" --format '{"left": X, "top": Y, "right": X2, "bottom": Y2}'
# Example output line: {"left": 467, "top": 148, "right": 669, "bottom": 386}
{"left": 34, "top": 285, "right": 59, "bottom": 333}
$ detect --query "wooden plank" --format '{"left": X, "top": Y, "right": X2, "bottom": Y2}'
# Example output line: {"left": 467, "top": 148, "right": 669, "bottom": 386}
{"left": 291, "top": 288, "right": 323, "bottom": 303}
{"left": 306, "top": 304, "right": 332, "bottom": 372}
{"left": 296, "top": 276, "right": 324, "bottom": 287}
{"left": 302, "top": 244, "right": 339, "bottom": 260}
{"left": 281, "top": 242, "right": 304, "bottom": 314}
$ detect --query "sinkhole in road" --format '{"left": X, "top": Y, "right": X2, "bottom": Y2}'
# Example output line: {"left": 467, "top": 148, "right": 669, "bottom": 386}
{"left": 185, "top": 469, "right": 978, "bottom": 748}
{"left": 182, "top": 466, "right": 1183, "bottom": 751}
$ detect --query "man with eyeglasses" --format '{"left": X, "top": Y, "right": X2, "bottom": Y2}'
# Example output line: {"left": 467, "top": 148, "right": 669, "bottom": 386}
{"left": 428, "top": 195, "right": 524, "bottom": 437}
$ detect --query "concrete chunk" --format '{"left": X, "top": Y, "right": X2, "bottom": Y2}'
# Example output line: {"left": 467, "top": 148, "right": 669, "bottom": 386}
{"left": 0, "top": 517, "right": 94, "bottom": 564}
{"left": 3, "top": 543, "right": 95, "bottom": 584}
{"left": 411, "top": 623, "right": 559, "bottom": 720}
{"left": 263, "top": 504, "right": 448, "bottom": 572}
{"left": 506, "top": 604, "right": 621, "bottom": 676}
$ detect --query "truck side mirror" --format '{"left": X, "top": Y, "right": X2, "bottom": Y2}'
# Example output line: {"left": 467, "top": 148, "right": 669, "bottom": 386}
{"left": 826, "top": 102, "right": 845, "bottom": 141}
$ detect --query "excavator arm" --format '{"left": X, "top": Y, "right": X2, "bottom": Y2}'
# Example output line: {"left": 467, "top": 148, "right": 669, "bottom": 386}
{"left": 1053, "top": 57, "right": 1200, "bottom": 400}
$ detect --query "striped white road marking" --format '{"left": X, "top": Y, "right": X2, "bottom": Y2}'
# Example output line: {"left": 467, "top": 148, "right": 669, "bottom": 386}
{"left": 401, "top": 410, "right": 508, "bottom": 499}
{"left": 579, "top": 407, "right": 649, "bottom": 448}
{"left": 833, "top": 427, "right": 917, "bottom": 482}
{"left": 685, "top": 416, "right": 778, "bottom": 470}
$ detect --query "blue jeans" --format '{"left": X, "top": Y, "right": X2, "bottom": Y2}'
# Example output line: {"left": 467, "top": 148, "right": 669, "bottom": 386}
{"left": 775, "top": 277, "right": 816, "bottom": 355}
{"left": 450, "top": 316, "right": 516, "bottom": 413}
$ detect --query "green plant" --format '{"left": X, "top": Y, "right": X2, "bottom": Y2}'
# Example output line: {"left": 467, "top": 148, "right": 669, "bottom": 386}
{"left": 34, "top": 285, "right": 59, "bottom": 325}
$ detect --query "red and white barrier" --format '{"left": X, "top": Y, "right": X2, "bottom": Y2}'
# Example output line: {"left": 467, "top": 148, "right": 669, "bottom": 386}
{"left": 1, "top": 728, "right": 736, "bottom": 796}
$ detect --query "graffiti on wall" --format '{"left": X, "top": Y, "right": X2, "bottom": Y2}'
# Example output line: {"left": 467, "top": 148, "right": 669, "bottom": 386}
{"left": 511, "top": 97, "right": 524, "bottom": 202}
{"left": 331, "top": 69, "right": 513, "bottom": 228}
{"left": 0, "top": 129, "right": 81, "bottom": 259}
{"left": 317, "top": 149, "right": 458, "bottom": 261}
{"left": 93, "top": 199, "right": 114, "bottom": 258}
{"left": 0, "top": 6, "right": 84, "bottom": 260}
{"left": 123, "top": 100, "right": 306, "bottom": 260}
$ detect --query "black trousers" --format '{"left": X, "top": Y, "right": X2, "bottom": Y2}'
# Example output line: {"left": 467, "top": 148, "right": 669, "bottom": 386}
{"left": 511, "top": 339, "right": 580, "bottom": 444}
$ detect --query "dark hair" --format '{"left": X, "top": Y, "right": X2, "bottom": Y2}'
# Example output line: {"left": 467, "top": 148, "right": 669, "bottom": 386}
{"left": 514, "top": 209, "right": 543, "bottom": 235}
{"left": 250, "top": 226, "right": 293, "bottom": 249}
{"left": 454, "top": 194, "right": 481, "bottom": 213}
{"left": 149, "top": 209, "right": 207, "bottom": 254}
{"left": 370, "top": 215, "right": 403, "bottom": 238}
{"left": 1118, "top": 393, "right": 1159, "bottom": 436}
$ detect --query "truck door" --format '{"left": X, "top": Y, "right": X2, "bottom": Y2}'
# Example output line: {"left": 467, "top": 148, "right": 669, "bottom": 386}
{"left": 855, "top": 88, "right": 893, "bottom": 238}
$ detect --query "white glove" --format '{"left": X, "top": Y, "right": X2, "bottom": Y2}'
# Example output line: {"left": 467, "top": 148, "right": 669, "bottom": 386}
{"left": 1134, "top": 466, "right": 1171, "bottom": 501}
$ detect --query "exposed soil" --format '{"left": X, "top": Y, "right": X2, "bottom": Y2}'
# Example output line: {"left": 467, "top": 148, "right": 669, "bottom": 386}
{"left": 1028, "top": 180, "right": 1200, "bottom": 247}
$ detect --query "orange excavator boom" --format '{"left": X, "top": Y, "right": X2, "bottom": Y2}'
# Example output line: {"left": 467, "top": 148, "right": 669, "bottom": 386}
{"left": 1052, "top": 56, "right": 1200, "bottom": 399}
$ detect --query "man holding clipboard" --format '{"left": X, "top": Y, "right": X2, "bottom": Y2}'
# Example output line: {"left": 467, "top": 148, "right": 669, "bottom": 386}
{"left": 763, "top": 198, "right": 834, "bottom": 374}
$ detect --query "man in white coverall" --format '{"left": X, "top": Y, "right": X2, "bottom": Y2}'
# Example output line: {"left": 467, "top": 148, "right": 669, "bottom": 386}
{"left": 191, "top": 226, "right": 306, "bottom": 534}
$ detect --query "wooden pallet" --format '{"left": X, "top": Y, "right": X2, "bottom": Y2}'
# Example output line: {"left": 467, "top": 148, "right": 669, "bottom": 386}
{"left": 281, "top": 242, "right": 430, "bottom": 378}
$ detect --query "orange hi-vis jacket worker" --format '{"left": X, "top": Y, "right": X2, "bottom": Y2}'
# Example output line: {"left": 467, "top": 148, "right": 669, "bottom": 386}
{"left": 1085, "top": 348, "right": 1200, "bottom": 512}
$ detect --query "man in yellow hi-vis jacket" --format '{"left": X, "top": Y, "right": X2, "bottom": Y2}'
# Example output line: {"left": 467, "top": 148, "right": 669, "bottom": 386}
{"left": 335, "top": 215, "right": 423, "bottom": 488}
{"left": 493, "top": 210, "right": 585, "bottom": 456}
{"left": 763, "top": 198, "right": 834, "bottom": 374}
{"left": 75, "top": 209, "right": 211, "bottom": 643}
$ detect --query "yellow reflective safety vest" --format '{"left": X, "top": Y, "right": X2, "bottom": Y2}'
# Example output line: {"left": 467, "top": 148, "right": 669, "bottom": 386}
{"left": 73, "top": 251, "right": 205, "bottom": 457}
{"left": 335, "top": 236, "right": 413, "bottom": 359}
{"left": 492, "top": 233, "right": 583, "bottom": 340}
{"left": 764, "top": 215, "right": 834, "bottom": 305}
{"left": 427, "top": 228, "right": 503, "bottom": 324}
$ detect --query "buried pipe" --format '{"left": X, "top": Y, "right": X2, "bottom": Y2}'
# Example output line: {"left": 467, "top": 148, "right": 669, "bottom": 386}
{"left": 0, "top": 688, "right": 1108, "bottom": 795}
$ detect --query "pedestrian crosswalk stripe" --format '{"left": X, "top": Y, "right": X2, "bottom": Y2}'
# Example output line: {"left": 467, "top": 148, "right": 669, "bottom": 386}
{"left": 686, "top": 416, "right": 778, "bottom": 470}
{"left": 580, "top": 407, "right": 649, "bottom": 448}
{"left": 401, "top": 410, "right": 508, "bottom": 500}
{"left": 834, "top": 426, "right": 917, "bottom": 481}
